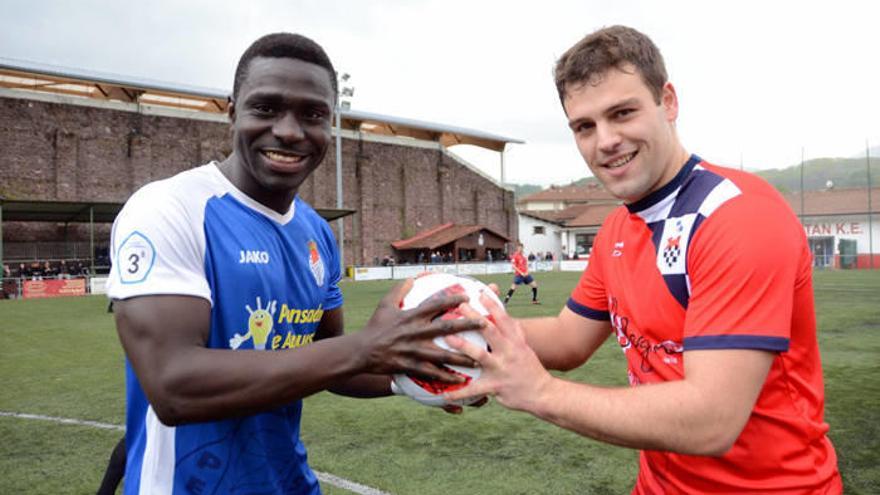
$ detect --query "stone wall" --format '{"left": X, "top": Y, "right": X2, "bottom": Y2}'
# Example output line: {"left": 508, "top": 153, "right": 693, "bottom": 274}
{"left": 0, "top": 94, "right": 517, "bottom": 265}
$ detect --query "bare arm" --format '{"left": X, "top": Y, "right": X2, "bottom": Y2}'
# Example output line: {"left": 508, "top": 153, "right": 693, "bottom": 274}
{"left": 447, "top": 295, "right": 773, "bottom": 456}
{"left": 115, "top": 280, "right": 485, "bottom": 425}
{"left": 314, "top": 306, "right": 395, "bottom": 398}
{"left": 527, "top": 348, "right": 773, "bottom": 455}
{"left": 519, "top": 308, "right": 612, "bottom": 371}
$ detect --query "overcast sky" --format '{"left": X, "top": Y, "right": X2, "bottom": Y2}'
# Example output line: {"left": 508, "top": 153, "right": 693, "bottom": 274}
{"left": 3, "top": 0, "right": 879, "bottom": 186}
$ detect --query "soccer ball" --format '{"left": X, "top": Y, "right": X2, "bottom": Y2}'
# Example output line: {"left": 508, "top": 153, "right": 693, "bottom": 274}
{"left": 392, "top": 272, "right": 502, "bottom": 407}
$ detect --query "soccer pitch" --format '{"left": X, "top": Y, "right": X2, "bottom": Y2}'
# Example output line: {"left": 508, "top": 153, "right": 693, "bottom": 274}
{"left": 1, "top": 270, "right": 877, "bottom": 494}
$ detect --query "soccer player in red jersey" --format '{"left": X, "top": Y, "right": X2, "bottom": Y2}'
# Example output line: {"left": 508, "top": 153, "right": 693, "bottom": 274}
{"left": 504, "top": 243, "right": 540, "bottom": 305}
{"left": 447, "top": 25, "right": 842, "bottom": 494}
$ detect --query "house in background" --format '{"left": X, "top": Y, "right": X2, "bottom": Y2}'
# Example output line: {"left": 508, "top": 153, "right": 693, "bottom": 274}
{"left": 785, "top": 186, "right": 880, "bottom": 269}
{"left": 517, "top": 183, "right": 620, "bottom": 259}
{"left": 517, "top": 180, "right": 879, "bottom": 269}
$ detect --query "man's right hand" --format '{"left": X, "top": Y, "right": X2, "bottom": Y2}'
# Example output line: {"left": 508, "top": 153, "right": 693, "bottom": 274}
{"left": 355, "top": 279, "right": 486, "bottom": 383}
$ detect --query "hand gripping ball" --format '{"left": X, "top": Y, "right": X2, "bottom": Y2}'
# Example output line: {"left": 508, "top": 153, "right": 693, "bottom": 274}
{"left": 392, "top": 272, "right": 502, "bottom": 407}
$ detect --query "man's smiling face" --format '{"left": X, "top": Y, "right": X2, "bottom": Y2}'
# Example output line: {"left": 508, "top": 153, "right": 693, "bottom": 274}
{"left": 227, "top": 56, "right": 334, "bottom": 211}
{"left": 563, "top": 65, "right": 684, "bottom": 204}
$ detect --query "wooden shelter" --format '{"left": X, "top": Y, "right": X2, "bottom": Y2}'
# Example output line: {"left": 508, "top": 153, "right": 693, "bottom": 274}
{"left": 391, "top": 223, "right": 511, "bottom": 263}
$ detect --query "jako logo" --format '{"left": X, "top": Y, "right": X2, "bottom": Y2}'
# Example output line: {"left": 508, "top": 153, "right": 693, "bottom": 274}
{"left": 239, "top": 250, "right": 270, "bottom": 264}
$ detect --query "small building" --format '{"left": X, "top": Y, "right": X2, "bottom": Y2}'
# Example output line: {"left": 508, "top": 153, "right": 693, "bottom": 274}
{"left": 518, "top": 182, "right": 879, "bottom": 269}
{"left": 517, "top": 183, "right": 620, "bottom": 259}
{"left": 785, "top": 186, "right": 880, "bottom": 269}
{"left": 391, "top": 223, "right": 510, "bottom": 264}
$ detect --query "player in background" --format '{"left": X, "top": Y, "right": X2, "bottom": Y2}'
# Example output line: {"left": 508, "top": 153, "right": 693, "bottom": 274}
{"left": 105, "top": 32, "right": 483, "bottom": 495}
{"left": 503, "top": 243, "right": 540, "bottom": 305}
{"left": 447, "top": 25, "right": 841, "bottom": 494}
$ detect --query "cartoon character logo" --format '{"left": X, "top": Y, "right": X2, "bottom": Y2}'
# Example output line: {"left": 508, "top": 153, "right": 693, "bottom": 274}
{"left": 308, "top": 240, "right": 325, "bottom": 287}
{"left": 229, "top": 296, "right": 277, "bottom": 350}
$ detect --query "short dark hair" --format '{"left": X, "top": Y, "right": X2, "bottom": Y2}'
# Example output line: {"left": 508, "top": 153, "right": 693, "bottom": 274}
{"left": 554, "top": 25, "right": 667, "bottom": 105}
{"left": 232, "top": 32, "right": 337, "bottom": 101}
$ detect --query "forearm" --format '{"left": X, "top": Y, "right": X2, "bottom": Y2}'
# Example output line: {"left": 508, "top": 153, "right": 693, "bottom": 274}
{"left": 529, "top": 377, "right": 731, "bottom": 455}
{"left": 520, "top": 315, "right": 610, "bottom": 371}
{"left": 139, "top": 333, "right": 369, "bottom": 424}
{"left": 329, "top": 373, "right": 393, "bottom": 398}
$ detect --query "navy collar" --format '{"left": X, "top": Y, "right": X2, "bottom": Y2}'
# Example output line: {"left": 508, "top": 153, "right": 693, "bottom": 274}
{"left": 625, "top": 154, "right": 702, "bottom": 214}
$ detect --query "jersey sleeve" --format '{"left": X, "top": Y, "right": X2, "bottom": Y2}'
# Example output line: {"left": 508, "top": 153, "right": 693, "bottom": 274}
{"left": 320, "top": 221, "right": 344, "bottom": 311}
{"left": 567, "top": 226, "right": 610, "bottom": 321}
{"left": 106, "top": 182, "right": 211, "bottom": 303}
{"left": 683, "top": 195, "right": 802, "bottom": 352}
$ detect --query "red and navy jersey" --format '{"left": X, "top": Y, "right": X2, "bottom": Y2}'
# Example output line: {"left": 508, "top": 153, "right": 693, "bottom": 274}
{"left": 569, "top": 155, "right": 840, "bottom": 494}
{"left": 511, "top": 252, "right": 529, "bottom": 276}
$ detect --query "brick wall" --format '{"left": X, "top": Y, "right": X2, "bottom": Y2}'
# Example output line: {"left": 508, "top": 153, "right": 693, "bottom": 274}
{"left": 0, "top": 95, "right": 517, "bottom": 265}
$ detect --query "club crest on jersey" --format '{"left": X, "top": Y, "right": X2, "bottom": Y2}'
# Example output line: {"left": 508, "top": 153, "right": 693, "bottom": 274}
{"left": 307, "top": 240, "right": 325, "bottom": 286}
{"left": 662, "top": 236, "right": 681, "bottom": 268}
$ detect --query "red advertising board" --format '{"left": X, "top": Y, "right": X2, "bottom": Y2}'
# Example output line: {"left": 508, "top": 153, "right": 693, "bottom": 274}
{"left": 22, "top": 278, "right": 87, "bottom": 299}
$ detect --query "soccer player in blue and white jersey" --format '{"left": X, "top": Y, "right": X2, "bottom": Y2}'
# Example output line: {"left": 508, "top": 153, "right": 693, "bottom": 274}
{"left": 105, "top": 33, "right": 484, "bottom": 495}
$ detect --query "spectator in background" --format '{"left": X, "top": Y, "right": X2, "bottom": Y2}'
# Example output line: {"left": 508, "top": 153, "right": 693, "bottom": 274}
{"left": 30, "top": 262, "right": 43, "bottom": 280}
{"left": 43, "top": 261, "right": 57, "bottom": 279}
{"left": 58, "top": 260, "right": 70, "bottom": 279}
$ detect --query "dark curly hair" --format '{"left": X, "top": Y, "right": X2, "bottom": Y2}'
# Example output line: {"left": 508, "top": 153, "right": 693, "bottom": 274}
{"left": 232, "top": 32, "right": 337, "bottom": 101}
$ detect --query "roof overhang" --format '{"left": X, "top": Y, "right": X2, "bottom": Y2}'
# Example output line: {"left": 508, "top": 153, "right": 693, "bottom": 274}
{"left": 0, "top": 199, "right": 124, "bottom": 223}
{"left": 0, "top": 199, "right": 356, "bottom": 223}
{"left": 0, "top": 57, "right": 228, "bottom": 114}
{"left": 339, "top": 108, "right": 524, "bottom": 152}
{"left": 0, "top": 57, "right": 523, "bottom": 153}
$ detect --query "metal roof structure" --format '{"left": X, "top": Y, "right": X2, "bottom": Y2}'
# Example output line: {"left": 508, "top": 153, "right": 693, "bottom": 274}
{"left": 339, "top": 108, "right": 523, "bottom": 152}
{"left": 0, "top": 56, "right": 523, "bottom": 152}
{"left": 0, "top": 198, "right": 355, "bottom": 269}
{"left": 0, "top": 199, "right": 355, "bottom": 224}
{"left": 0, "top": 56, "right": 229, "bottom": 113}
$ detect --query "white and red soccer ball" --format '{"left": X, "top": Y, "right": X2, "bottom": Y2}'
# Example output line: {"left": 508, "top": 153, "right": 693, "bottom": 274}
{"left": 392, "top": 272, "right": 502, "bottom": 407}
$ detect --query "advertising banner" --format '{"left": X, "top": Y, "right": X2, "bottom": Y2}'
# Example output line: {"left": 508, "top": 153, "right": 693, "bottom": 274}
{"left": 23, "top": 278, "right": 87, "bottom": 299}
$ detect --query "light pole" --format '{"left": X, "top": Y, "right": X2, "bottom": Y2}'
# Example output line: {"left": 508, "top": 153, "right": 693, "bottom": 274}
{"left": 335, "top": 73, "right": 354, "bottom": 274}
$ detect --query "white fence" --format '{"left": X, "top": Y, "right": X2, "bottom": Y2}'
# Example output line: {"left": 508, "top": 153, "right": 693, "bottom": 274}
{"left": 351, "top": 260, "right": 585, "bottom": 281}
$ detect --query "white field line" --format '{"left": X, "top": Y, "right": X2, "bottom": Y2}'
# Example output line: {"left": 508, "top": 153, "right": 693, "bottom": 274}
{"left": 0, "top": 411, "right": 392, "bottom": 495}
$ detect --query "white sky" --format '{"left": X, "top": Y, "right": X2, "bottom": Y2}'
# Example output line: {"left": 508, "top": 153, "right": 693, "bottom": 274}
{"left": 3, "top": 0, "right": 879, "bottom": 186}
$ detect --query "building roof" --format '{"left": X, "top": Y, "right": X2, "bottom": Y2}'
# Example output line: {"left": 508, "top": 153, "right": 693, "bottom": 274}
{"left": 0, "top": 56, "right": 522, "bottom": 153}
{"left": 565, "top": 204, "right": 620, "bottom": 227}
{"left": 341, "top": 108, "right": 523, "bottom": 152}
{"left": 782, "top": 187, "right": 880, "bottom": 216}
{"left": 0, "top": 56, "right": 229, "bottom": 113}
{"left": 519, "top": 186, "right": 880, "bottom": 230}
{"left": 518, "top": 210, "right": 565, "bottom": 225}
{"left": 391, "top": 223, "right": 511, "bottom": 250}
{"left": 518, "top": 183, "right": 616, "bottom": 205}
{"left": 520, "top": 203, "right": 619, "bottom": 229}
{"left": 0, "top": 199, "right": 355, "bottom": 223}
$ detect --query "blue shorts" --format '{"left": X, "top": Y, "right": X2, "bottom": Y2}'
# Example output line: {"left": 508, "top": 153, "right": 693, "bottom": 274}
{"left": 513, "top": 274, "right": 534, "bottom": 285}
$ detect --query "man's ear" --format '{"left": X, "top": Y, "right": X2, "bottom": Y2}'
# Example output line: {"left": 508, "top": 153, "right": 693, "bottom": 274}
{"left": 661, "top": 82, "right": 679, "bottom": 122}
{"left": 227, "top": 96, "right": 236, "bottom": 123}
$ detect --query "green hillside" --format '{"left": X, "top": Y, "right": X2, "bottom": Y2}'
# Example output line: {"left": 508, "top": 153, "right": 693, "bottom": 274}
{"left": 514, "top": 155, "right": 878, "bottom": 195}
{"left": 755, "top": 157, "right": 877, "bottom": 193}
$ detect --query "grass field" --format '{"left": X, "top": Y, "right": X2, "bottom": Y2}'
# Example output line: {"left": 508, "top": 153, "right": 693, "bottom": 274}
{"left": 0, "top": 270, "right": 878, "bottom": 494}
